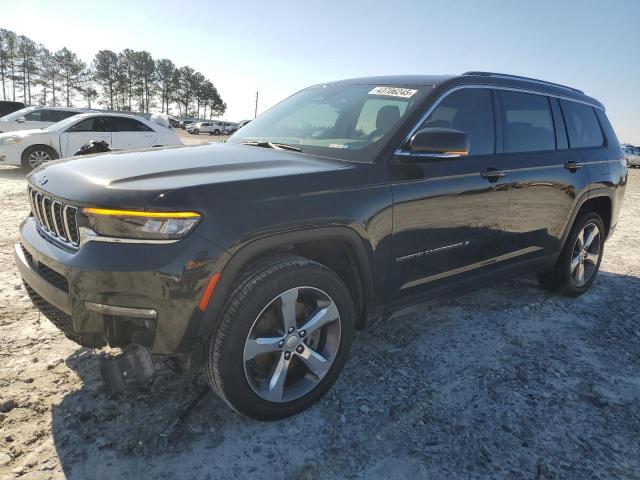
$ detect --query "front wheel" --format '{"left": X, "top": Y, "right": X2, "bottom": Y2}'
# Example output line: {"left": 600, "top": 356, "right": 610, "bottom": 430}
{"left": 21, "top": 145, "right": 59, "bottom": 171}
{"left": 203, "top": 255, "right": 355, "bottom": 420}
{"left": 537, "top": 212, "right": 605, "bottom": 296}
{"left": 193, "top": 129, "right": 199, "bottom": 135}
{"left": 213, "top": 129, "right": 220, "bottom": 135}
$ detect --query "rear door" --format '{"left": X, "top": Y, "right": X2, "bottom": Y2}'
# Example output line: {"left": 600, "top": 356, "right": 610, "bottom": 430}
{"left": 388, "top": 87, "right": 511, "bottom": 304}
{"left": 111, "top": 117, "right": 158, "bottom": 149}
{"left": 60, "top": 117, "right": 112, "bottom": 157}
{"left": 497, "top": 90, "right": 590, "bottom": 264}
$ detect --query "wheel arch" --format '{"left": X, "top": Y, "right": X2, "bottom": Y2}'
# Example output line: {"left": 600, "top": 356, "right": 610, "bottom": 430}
{"left": 560, "top": 191, "right": 613, "bottom": 250}
{"left": 198, "top": 227, "right": 376, "bottom": 342}
{"left": 20, "top": 143, "right": 60, "bottom": 168}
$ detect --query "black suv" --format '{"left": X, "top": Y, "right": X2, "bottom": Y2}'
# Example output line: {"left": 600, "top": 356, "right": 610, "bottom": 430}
{"left": 15, "top": 72, "right": 627, "bottom": 420}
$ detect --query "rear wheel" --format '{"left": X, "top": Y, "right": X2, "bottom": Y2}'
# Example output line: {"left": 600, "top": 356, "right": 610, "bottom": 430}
{"left": 203, "top": 255, "right": 355, "bottom": 420}
{"left": 213, "top": 129, "right": 220, "bottom": 135}
{"left": 193, "top": 129, "right": 200, "bottom": 135}
{"left": 21, "top": 145, "right": 59, "bottom": 171}
{"left": 537, "top": 212, "right": 605, "bottom": 296}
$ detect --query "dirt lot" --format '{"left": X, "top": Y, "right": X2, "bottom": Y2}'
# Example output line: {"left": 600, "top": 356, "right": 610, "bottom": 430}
{"left": 0, "top": 144, "right": 639, "bottom": 479}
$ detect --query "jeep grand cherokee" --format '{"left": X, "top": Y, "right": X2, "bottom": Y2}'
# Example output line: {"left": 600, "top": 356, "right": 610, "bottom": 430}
{"left": 15, "top": 72, "right": 627, "bottom": 420}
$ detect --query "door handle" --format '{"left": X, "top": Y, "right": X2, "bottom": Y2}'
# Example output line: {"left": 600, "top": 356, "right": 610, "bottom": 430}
{"left": 480, "top": 167, "right": 507, "bottom": 181}
{"left": 564, "top": 161, "right": 583, "bottom": 171}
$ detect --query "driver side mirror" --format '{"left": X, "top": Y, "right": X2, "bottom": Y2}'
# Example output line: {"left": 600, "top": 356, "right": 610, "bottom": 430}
{"left": 407, "top": 127, "right": 469, "bottom": 157}
{"left": 15, "top": 117, "right": 26, "bottom": 124}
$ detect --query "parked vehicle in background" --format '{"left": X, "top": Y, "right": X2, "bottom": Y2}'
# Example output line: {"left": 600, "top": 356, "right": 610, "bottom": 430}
{"left": 188, "top": 121, "right": 223, "bottom": 135}
{"left": 179, "top": 119, "right": 196, "bottom": 129}
{"left": 187, "top": 122, "right": 222, "bottom": 135}
{"left": 622, "top": 146, "right": 640, "bottom": 167}
{"left": 0, "top": 106, "right": 83, "bottom": 133}
{"left": 14, "top": 72, "right": 626, "bottom": 420}
{"left": 0, "top": 112, "right": 182, "bottom": 170}
{"left": 0, "top": 101, "right": 26, "bottom": 117}
{"left": 222, "top": 124, "right": 239, "bottom": 135}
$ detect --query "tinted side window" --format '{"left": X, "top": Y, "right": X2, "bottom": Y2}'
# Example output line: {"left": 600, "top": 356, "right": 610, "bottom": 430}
{"left": 111, "top": 117, "right": 153, "bottom": 132}
{"left": 499, "top": 91, "right": 555, "bottom": 153}
{"left": 68, "top": 117, "right": 110, "bottom": 132}
{"left": 418, "top": 88, "right": 494, "bottom": 155}
{"left": 46, "top": 110, "right": 79, "bottom": 122}
{"left": 23, "top": 110, "right": 43, "bottom": 121}
{"left": 560, "top": 100, "right": 603, "bottom": 148}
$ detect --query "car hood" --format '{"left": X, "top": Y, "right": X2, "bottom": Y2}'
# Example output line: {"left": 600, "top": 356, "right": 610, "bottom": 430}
{"left": 28, "top": 142, "right": 351, "bottom": 207}
{"left": 0, "top": 128, "right": 50, "bottom": 139}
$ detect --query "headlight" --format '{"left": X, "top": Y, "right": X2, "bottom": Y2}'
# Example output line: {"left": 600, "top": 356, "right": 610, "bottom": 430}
{"left": 0, "top": 136, "right": 21, "bottom": 145}
{"left": 81, "top": 207, "right": 201, "bottom": 241}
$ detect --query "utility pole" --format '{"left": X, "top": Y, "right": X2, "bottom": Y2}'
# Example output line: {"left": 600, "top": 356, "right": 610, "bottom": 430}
{"left": 254, "top": 90, "right": 259, "bottom": 118}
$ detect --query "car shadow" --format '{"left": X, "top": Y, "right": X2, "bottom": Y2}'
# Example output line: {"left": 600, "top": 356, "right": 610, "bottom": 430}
{"left": 50, "top": 270, "right": 640, "bottom": 479}
{"left": 0, "top": 165, "right": 26, "bottom": 179}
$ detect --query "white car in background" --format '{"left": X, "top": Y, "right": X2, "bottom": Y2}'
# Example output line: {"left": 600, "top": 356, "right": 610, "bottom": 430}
{"left": 0, "top": 112, "right": 182, "bottom": 170}
{"left": 0, "top": 106, "right": 84, "bottom": 133}
{"left": 187, "top": 121, "right": 223, "bottom": 135}
{"left": 622, "top": 146, "right": 640, "bottom": 168}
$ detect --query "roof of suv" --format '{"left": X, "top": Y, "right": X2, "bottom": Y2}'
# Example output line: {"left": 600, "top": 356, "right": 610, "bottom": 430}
{"left": 325, "top": 72, "right": 603, "bottom": 109}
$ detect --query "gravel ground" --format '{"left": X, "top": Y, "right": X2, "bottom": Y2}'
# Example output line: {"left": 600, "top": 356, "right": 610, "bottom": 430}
{"left": 0, "top": 146, "right": 638, "bottom": 479}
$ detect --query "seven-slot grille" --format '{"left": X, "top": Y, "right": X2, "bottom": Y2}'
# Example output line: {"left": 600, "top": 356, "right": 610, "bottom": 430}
{"left": 28, "top": 186, "right": 80, "bottom": 247}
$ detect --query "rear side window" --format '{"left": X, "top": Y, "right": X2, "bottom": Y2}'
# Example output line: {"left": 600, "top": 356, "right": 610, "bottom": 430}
{"left": 111, "top": 117, "right": 153, "bottom": 132}
{"left": 560, "top": 100, "right": 603, "bottom": 148}
{"left": 498, "top": 91, "right": 555, "bottom": 153}
{"left": 418, "top": 88, "right": 494, "bottom": 155}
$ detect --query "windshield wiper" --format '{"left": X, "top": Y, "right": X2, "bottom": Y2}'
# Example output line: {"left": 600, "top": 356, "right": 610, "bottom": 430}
{"left": 240, "top": 140, "right": 302, "bottom": 152}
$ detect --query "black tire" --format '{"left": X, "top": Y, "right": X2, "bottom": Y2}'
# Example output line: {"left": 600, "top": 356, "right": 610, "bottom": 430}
{"left": 21, "top": 145, "right": 59, "bottom": 171}
{"left": 537, "top": 212, "right": 605, "bottom": 296}
{"left": 193, "top": 129, "right": 199, "bottom": 135}
{"left": 213, "top": 129, "right": 220, "bottom": 135}
{"left": 203, "top": 255, "right": 355, "bottom": 420}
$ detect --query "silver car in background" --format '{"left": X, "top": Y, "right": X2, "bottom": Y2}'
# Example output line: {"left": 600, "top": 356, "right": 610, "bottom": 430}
{"left": 623, "top": 146, "right": 640, "bottom": 167}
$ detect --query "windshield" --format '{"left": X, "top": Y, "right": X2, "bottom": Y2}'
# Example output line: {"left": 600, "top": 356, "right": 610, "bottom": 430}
{"left": 44, "top": 115, "right": 88, "bottom": 132}
{"left": 228, "top": 84, "right": 429, "bottom": 162}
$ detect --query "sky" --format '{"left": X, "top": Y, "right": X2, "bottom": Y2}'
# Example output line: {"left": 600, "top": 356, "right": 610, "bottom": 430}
{"left": 2, "top": 0, "right": 639, "bottom": 143}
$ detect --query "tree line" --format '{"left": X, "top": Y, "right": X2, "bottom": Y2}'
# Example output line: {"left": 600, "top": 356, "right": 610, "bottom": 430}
{"left": 0, "top": 28, "right": 226, "bottom": 119}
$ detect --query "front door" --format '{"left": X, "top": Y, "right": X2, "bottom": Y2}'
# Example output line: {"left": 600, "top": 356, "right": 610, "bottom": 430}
{"left": 388, "top": 87, "right": 510, "bottom": 304}
{"left": 60, "top": 116, "right": 112, "bottom": 157}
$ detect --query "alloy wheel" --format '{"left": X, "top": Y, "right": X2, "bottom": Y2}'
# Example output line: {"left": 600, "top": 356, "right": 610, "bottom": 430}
{"left": 571, "top": 222, "right": 601, "bottom": 287}
{"left": 28, "top": 150, "right": 52, "bottom": 169}
{"left": 243, "top": 286, "right": 341, "bottom": 403}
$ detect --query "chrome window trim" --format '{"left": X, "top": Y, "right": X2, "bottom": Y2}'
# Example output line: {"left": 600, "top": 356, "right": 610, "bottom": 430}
{"left": 396, "top": 84, "right": 604, "bottom": 156}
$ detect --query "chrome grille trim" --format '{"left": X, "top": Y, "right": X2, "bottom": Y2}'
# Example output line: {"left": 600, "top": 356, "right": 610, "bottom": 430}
{"left": 51, "top": 201, "right": 64, "bottom": 238}
{"left": 28, "top": 186, "right": 80, "bottom": 248}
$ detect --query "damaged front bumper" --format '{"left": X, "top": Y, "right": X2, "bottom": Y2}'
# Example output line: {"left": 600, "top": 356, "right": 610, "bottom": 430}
{"left": 15, "top": 216, "right": 224, "bottom": 357}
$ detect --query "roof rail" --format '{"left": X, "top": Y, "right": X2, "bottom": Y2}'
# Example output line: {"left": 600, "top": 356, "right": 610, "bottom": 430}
{"left": 462, "top": 71, "right": 584, "bottom": 94}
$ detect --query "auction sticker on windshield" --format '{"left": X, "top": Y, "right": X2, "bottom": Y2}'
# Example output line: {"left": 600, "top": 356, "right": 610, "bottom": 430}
{"left": 369, "top": 87, "right": 417, "bottom": 98}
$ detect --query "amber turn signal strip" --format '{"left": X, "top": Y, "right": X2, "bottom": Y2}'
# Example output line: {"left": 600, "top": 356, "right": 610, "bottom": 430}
{"left": 198, "top": 273, "right": 221, "bottom": 312}
{"left": 82, "top": 207, "right": 201, "bottom": 218}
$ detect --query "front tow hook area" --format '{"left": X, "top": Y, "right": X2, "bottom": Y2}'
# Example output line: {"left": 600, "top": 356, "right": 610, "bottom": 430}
{"left": 100, "top": 346, "right": 156, "bottom": 395}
